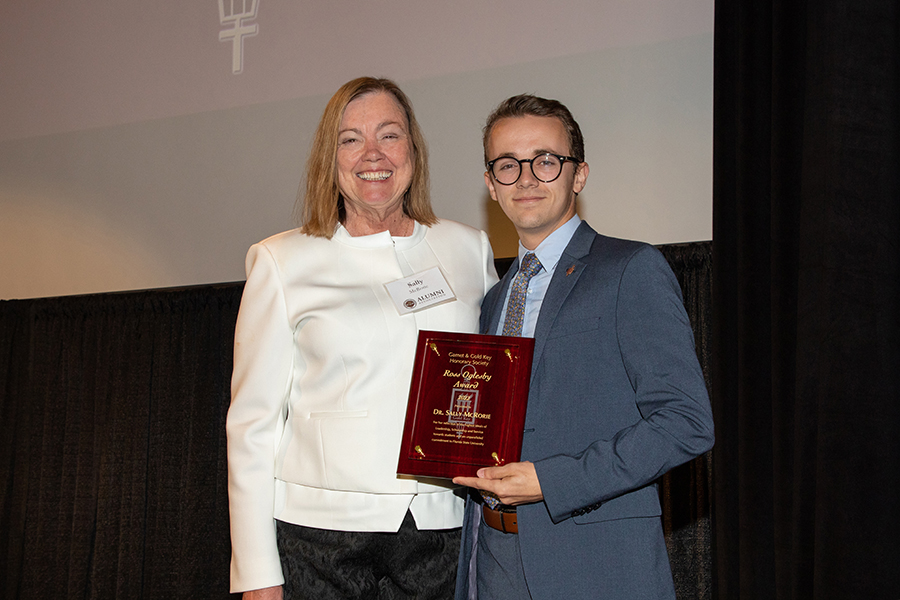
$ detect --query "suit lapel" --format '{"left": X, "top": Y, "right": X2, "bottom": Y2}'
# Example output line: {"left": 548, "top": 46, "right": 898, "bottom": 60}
{"left": 484, "top": 258, "right": 517, "bottom": 335}
{"left": 529, "top": 222, "right": 596, "bottom": 385}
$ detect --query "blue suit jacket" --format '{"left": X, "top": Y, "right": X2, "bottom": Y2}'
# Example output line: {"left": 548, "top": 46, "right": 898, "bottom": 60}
{"left": 455, "top": 222, "right": 715, "bottom": 600}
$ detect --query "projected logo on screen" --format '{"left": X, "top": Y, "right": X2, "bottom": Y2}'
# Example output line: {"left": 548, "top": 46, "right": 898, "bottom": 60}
{"left": 219, "top": 0, "right": 259, "bottom": 74}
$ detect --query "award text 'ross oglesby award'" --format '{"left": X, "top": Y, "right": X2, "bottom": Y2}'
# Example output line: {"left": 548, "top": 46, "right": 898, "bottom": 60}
{"left": 397, "top": 330, "right": 534, "bottom": 479}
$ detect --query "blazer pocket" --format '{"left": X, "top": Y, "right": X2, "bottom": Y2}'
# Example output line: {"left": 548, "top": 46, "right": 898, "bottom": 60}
{"left": 546, "top": 316, "right": 601, "bottom": 340}
{"left": 308, "top": 410, "right": 368, "bottom": 419}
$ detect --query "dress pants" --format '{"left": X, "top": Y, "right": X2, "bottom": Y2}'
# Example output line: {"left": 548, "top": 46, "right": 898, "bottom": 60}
{"left": 475, "top": 519, "right": 533, "bottom": 600}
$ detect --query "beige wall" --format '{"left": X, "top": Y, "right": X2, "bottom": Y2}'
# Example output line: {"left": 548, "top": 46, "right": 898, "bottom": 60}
{"left": 0, "top": 0, "right": 713, "bottom": 299}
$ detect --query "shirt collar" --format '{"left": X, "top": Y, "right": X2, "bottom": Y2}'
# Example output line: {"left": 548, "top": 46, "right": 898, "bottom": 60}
{"left": 517, "top": 215, "right": 581, "bottom": 274}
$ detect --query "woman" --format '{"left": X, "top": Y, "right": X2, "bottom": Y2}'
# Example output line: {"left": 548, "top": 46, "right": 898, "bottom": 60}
{"left": 227, "top": 77, "right": 498, "bottom": 600}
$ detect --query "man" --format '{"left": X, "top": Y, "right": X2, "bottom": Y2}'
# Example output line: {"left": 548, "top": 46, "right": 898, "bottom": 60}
{"left": 452, "top": 95, "right": 715, "bottom": 600}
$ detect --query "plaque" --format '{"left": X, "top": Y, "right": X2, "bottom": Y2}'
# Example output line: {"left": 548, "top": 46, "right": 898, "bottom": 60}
{"left": 397, "top": 330, "right": 534, "bottom": 479}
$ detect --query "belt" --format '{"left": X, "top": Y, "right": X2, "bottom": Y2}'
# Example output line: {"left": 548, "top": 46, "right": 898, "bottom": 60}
{"left": 482, "top": 504, "right": 518, "bottom": 534}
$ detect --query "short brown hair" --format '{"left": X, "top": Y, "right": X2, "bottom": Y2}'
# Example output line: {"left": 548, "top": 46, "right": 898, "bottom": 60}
{"left": 482, "top": 94, "right": 585, "bottom": 167}
{"left": 297, "top": 77, "right": 436, "bottom": 237}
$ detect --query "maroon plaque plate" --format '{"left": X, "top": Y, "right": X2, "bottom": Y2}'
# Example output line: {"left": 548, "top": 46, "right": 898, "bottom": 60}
{"left": 397, "top": 330, "right": 534, "bottom": 479}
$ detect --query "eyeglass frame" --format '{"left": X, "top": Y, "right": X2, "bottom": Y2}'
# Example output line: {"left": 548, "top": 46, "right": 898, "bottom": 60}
{"left": 486, "top": 152, "right": 582, "bottom": 186}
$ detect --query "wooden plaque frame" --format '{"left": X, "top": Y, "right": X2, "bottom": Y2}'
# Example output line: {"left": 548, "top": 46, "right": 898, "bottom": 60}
{"left": 397, "top": 330, "right": 534, "bottom": 479}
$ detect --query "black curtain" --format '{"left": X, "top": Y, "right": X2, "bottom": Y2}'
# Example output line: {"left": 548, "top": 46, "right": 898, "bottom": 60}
{"left": 1, "top": 246, "right": 711, "bottom": 600}
{"left": 658, "top": 242, "right": 714, "bottom": 600}
{"left": 712, "top": 1, "right": 899, "bottom": 598}
{"left": 0, "top": 285, "right": 243, "bottom": 600}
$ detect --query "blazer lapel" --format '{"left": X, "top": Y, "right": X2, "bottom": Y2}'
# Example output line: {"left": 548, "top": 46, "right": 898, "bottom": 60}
{"left": 529, "top": 222, "right": 596, "bottom": 385}
{"left": 483, "top": 257, "right": 517, "bottom": 335}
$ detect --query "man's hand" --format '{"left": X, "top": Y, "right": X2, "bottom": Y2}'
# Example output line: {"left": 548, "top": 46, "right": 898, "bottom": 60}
{"left": 452, "top": 461, "right": 543, "bottom": 505}
{"left": 243, "top": 586, "right": 283, "bottom": 600}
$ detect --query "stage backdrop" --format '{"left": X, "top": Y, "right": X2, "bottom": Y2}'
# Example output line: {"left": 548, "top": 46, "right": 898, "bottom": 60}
{"left": 0, "top": 243, "right": 712, "bottom": 600}
{"left": 0, "top": 0, "right": 712, "bottom": 300}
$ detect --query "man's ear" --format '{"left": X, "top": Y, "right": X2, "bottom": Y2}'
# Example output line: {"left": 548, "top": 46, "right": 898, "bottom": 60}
{"left": 484, "top": 171, "right": 499, "bottom": 201}
{"left": 573, "top": 162, "right": 589, "bottom": 194}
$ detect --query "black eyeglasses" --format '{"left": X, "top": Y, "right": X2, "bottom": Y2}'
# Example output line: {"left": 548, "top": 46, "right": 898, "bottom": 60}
{"left": 487, "top": 153, "right": 581, "bottom": 185}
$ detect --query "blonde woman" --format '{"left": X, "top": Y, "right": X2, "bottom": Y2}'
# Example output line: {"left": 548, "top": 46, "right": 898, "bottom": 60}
{"left": 227, "top": 77, "right": 497, "bottom": 600}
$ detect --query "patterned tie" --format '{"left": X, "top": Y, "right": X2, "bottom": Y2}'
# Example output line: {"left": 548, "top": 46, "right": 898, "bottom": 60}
{"left": 482, "top": 253, "right": 543, "bottom": 511}
{"left": 501, "top": 253, "right": 543, "bottom": 338}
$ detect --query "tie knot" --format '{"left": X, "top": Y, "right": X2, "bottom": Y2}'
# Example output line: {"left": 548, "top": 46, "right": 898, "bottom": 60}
{"left": 519, "top": 253, "right": 542, "bottom": 279}
{"left": 500, "top": 252, "right": 543, "bottom": 338}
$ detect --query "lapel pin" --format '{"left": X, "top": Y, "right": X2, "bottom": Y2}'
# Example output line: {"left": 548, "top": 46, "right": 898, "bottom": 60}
{"left": 566, "top": 265, "right": 576, "bottom": 276}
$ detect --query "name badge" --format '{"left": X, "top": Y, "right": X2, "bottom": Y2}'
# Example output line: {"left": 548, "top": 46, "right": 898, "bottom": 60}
{"left": 385, "top": 267, "right": 457, "bottom": 315}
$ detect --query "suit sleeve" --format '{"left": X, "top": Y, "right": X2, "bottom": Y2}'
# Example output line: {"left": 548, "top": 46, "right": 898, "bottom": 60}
{"left": 534, "top": 245, "right": 714, "bottom": 522}
{"left": 226, "top": 243, "right": 292, "bottom": 593}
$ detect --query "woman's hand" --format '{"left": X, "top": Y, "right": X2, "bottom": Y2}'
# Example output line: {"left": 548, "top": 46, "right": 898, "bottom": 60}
{"left": 243, "top": 586, "right": 283, "bottom": 600}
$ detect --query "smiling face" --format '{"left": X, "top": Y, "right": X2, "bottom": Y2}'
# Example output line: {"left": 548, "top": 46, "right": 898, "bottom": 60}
{"left": 336, "top": 91, "right": 414, "bottom": 225}
{"left": 485, "top": 115, "right": 588, "bottom": 250}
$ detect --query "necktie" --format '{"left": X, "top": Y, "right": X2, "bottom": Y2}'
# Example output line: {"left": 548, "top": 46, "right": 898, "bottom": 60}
{"left": 501, "top": 253, "right": 543, "bottom": 338}
{"left": 482, "top": 252, "right": 543, "bottom": 511}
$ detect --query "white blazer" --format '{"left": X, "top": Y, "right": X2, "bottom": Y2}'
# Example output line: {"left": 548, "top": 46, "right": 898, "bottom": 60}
{"left": 227, "top": 220, "right": 498, "bottom": 593}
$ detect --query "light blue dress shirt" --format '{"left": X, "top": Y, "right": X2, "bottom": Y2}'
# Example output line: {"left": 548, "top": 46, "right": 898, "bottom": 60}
{"left": 495, "top": 215, "right": 582, "bottom": 337}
